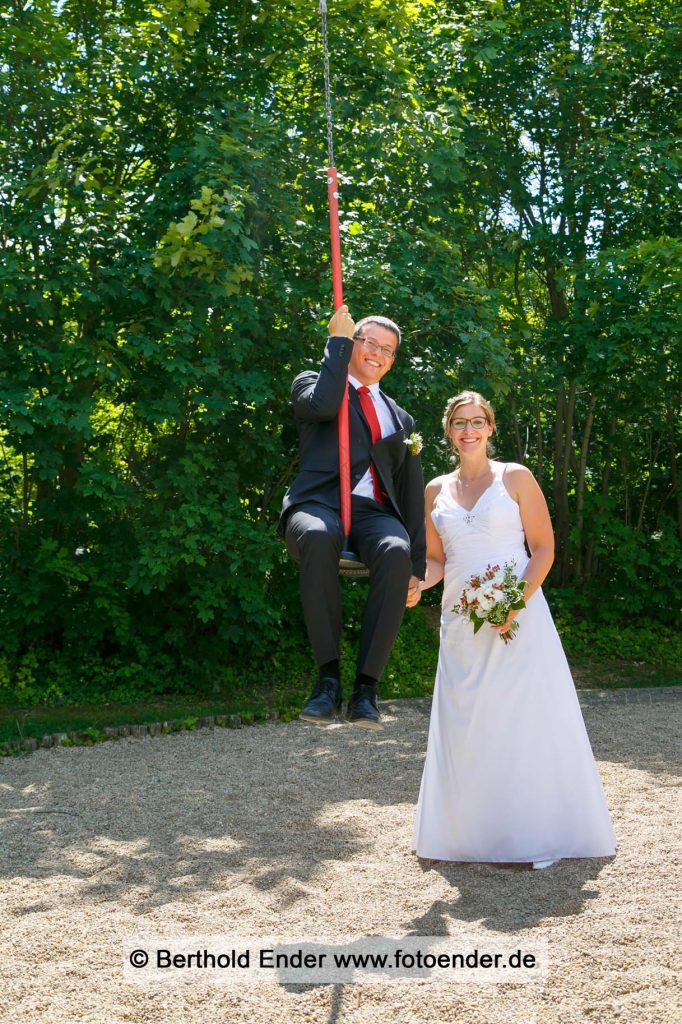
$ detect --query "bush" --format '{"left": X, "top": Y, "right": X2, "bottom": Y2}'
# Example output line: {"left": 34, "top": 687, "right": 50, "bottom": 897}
{"left": 554, "top": 615, "right": 682, "bottom": 665}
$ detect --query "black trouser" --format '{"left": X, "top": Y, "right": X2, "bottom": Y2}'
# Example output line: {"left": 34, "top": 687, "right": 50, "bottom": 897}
{"left": 285, "top": 496, "right": 412, "bottom": 682}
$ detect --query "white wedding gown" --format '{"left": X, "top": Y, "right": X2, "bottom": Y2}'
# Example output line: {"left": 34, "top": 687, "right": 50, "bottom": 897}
{"left": 412, "top": 463, "right": 616, "bottom": 863}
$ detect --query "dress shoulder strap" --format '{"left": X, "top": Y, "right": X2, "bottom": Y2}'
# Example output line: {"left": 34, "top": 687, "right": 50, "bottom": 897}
{"left": 491, "top": 461, "right": 511, "bottom": 493}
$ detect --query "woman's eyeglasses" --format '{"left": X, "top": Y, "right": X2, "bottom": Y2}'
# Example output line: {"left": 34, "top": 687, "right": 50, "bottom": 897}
{"left": 451, "top": 417, "right": 489, "bottom": 430}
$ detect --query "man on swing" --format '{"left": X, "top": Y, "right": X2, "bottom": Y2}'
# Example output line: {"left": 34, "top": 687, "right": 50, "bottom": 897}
{"left": 279, "top": 305, "right": 426, "bottom": 729}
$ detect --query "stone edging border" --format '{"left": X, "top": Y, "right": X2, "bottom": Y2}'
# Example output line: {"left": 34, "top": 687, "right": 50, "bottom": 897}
{"left": 1, "top": 711, "right": 281, "bottom": 757}
{"left": 578, "top": 687, "right": 681, "bottom": 706}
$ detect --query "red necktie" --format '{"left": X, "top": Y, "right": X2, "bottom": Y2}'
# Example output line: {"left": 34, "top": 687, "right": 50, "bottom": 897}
{"left": 357, "top": 385, "right": 387, "bottom": 503}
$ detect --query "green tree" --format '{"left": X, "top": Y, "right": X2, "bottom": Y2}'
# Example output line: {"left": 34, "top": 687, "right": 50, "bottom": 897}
{"left": 1, "top": 0, "right": 680, "bottom": 704}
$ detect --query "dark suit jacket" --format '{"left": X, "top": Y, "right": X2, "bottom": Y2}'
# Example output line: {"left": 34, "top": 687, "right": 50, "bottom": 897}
{"left": 279, "top": 335, "right": 427, "bottom": 579}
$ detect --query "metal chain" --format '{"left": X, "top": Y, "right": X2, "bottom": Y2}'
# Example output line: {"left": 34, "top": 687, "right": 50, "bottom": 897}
{"left": 319, "top": 0, "right": 335, "bottom": 168}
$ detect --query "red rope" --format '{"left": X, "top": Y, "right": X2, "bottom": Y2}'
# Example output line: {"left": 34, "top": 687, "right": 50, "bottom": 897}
{"left": 320, "top": 3, "right": 351, "bottom": 539}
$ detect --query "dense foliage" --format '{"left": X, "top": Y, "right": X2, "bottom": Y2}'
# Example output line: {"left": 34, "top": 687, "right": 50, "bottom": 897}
{"left": 1, "top": 0, "right": 680, "bottom": 703}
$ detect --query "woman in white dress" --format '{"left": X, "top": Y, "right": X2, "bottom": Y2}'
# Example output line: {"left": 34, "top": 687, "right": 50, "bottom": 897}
{"left": 411, "top": 391, "right": 616, "bottom": 868}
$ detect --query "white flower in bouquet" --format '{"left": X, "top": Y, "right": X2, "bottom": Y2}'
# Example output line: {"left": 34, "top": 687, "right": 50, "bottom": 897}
{"left": 472, "top": 587, "right": 497, "bottom": 613}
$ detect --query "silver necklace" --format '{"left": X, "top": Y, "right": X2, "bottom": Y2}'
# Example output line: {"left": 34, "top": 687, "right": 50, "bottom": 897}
{"left": 456, "top": 464, "right": 492, "bottom": 488}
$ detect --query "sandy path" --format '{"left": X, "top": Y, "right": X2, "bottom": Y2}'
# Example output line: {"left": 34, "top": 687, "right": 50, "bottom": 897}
{"left": 1, "top": 691, "right": 680, "bottom": 1024}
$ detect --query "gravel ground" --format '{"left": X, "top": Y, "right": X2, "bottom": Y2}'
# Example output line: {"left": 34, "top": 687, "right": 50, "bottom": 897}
{"left": 1, "top": 690, "right": 680, "bottom": 1024}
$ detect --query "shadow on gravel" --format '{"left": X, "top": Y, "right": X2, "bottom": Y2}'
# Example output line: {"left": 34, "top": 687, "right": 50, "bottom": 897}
{"left": 1, "top": 720, "right": 428, "bottom": 915}
{"left": 408, "top": 858, "right": 611, "bottom": 934}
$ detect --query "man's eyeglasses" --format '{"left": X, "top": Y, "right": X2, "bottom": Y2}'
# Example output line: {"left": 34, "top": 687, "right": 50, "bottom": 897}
{"left": 354, "top": 335, "right": 396, "bottom": 360}
{"left": 451, "top": 417, "right": 489, "bottom": 431}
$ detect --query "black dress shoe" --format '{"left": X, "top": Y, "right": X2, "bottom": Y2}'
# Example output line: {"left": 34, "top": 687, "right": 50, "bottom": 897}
{"left": 347, "top": 683, "right": 382, "bottom": 730}
{"left": 299, "top": 677, "right": 342, "bottom": 725}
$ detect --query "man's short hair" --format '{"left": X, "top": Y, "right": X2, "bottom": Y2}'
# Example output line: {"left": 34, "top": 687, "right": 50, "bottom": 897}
{"left": 353, "top": 315, "right": 402, "bottom": 347}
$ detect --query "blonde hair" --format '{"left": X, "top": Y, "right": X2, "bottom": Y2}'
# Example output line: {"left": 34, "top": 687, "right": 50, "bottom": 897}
{"left": 442, "top": 391, "right": 496, "bottom": 459}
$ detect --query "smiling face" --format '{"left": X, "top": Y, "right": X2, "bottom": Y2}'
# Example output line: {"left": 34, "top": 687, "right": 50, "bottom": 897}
{"left": 448, "top": 402, "right": 494, "bottom": 458}
{"left": 348, "top": 324, "right": 398, "bottom": 386}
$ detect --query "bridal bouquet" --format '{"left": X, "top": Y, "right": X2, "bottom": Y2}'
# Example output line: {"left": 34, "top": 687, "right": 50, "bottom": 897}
{"left": 453, "top": 562, "right": 527, "bottom": 643}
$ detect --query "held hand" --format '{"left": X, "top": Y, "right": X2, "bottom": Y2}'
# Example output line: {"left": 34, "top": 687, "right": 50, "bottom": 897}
{"left": 490, "top": 609, "right": 520, "bottom": 636}
{"left": 405, "top": 576, "right": 422, "bottom": 608}
{"left": 327, "top": 304, "right": 356, "bottom": 340}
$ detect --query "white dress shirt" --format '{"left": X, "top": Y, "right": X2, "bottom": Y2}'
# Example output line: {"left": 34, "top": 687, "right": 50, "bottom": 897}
{"left": 348, "top": 374, "right": 397, "bottom": 499}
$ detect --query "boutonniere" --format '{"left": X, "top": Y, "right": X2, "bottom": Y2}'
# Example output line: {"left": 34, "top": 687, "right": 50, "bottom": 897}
{"left": 404, "top": 432, "right": 423, "bottom": 456}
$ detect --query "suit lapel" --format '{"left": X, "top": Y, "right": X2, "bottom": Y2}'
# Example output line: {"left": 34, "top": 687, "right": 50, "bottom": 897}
{"left": 348, "top": 384, "right": 372, "bottom": 440}
{"left": 379, "top": 391, "right": 406, "bottom": 433}
{"left": 349, "top": 384, "right": 405, "bottom": 439}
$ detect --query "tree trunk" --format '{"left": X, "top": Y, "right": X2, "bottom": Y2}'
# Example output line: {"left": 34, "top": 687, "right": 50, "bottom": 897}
{"left": 508, "top": 395, "right": 524, "bottom": 462}
{"left": 552, "top": 382, "right": 576, "bottom": 585}
{"left": 585, "top": 414, "right": 617, "bottom": 579}
{"left": 534, "top": 393, "right": 544, "bottom": 488}
{"left": 666, "top": 405, "right": 682, "bottom": 540}
{"left": 573, "top": 395, "right": 597, "bottom": 582}
{"left": 545, "top": 266, "right": 570, "bottom": 320}
{"left": 636, "top": 432, "right": 663, "bottom": 532}
{"left": 622, "top": 453, "right": 630, "bottom": 528}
